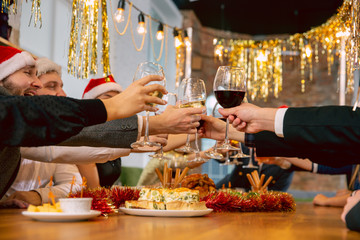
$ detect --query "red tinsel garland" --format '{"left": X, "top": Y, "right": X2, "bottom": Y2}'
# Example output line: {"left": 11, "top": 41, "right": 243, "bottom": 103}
{"left": 201, "top": 190, "right": 296, "bottom": 212}
{"left": 68, "top": 187, "right": 140, "bottom": 215}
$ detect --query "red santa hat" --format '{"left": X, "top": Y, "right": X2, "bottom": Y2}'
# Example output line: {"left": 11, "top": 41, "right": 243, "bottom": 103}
{"left": 0, "top": 46, "right": 36, "bottom": 81}
{"left": 82, "top": 75, "right": 123, "bottom": 99}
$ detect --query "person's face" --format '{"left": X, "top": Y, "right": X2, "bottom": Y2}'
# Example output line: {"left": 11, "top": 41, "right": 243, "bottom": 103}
{"left": 36, "top": 72, "right": 66, "bottom": 97}
{"left": 0, "top": 66, "right": 42, "bottom": 96}
{"left": 96, "top": 90, "right": 120, "bottom": 100}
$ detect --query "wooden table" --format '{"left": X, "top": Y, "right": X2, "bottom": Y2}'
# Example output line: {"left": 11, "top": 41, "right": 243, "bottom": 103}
{"left": 1, "top": 202, "right": 359, "bottom": 240}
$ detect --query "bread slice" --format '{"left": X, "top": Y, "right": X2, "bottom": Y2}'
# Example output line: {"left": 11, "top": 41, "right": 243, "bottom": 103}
{"left": 125, "top": 200, "right": 165, "bottom": 210}
{"left": 165, "top": 201, "right": 207, "bottom": 210}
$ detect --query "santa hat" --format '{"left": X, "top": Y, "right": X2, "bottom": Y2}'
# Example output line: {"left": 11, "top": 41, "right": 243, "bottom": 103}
{"left": 0, "top": 46, "right": 36, "bottom": 81}
{"left": 36, "top": 58, "right": 62, "bottom": 78}
{"left": 82, "top": 75, "right": 123, "bottom": 99}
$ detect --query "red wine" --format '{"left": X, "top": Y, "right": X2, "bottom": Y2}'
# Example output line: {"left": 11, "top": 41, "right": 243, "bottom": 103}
{"left": 214, "top": 90, "right": 245, "bottom": 108}
{"left": 196, "top": 120, "right": 205, "bottom": 130}
{"left": 219, "top": 118, "right": 227, "bottom": 122}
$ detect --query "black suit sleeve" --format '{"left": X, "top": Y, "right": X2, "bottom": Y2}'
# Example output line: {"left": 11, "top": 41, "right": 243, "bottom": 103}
{"left": 0, "top": 95, "right": 107, "bottom": 147}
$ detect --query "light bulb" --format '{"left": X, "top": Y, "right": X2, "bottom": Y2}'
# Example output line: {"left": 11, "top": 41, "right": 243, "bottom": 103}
{"left": 114, "top": 8, "right": 125, "bottom": 23}
{"left": 174, "top": 36, "right": 182, "bottom": 48}
{"left": 256, "top": 50, "right": 267, "bottom": 62}
{"left": 137, "top": 22, "right": 146, "bottom": 35}
{"left": 305, "top": 45, "right": 312, "bottom": 58}
{"left": 156, "top": 31, "right": 164, "bottom": 40}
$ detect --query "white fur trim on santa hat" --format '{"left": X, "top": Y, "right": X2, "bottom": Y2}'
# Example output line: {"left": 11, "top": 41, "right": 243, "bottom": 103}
{"left": 82, "top": 82, "right": 123, "bottom": 99}
{"left": 36, "top": 58, "right": 62, "bottom": 78}
{"left": 0, "top": 51, "right": 35, "bottom": 81}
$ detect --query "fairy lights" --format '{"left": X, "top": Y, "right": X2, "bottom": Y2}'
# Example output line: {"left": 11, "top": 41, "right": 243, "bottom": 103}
{"left": 114, "top": 0, "right": 125, "bottom": 23}
{"left": 137, "top": 13, "right": 146, "bottom": 35}
{"left": 156, "top": 23, "right": 164, "bottom": 40}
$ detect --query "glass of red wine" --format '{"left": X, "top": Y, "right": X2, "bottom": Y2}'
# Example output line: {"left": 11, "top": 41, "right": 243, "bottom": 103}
{"left": 130, "top": 62, "right": 165, "bottom": 152}
{"left": 213, "top": 66, "right": 246, "bottom": 151}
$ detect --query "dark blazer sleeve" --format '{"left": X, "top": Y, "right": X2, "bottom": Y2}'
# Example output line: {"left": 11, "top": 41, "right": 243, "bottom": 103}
{"left": 254, "top": 131, "right": 360, "bottom": 168}
{"left": 0, "top": 91, "right": 107, "bottom": 147}
{"left": 283, "top": 106, "right": 360, "bottom": 150}
{"left": 345, "top": 201, "right": 360, "bottom": 232}
{"left": 59, "top": 115, "right": 139, "bottom": 148}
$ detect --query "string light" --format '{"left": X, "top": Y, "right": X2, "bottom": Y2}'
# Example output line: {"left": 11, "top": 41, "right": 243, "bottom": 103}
{"left": 156, "top": 22, "right": 164, "bottom": 40}
{"left": 114, "top": 0, "right": 125, "bottom": 23}
{"left": 184, "top": 30, "right": 191, "bottom": 48}
{"left": 173, "top": 28, "right": 182, "bottom": 48}
{"left": 137, "top": 12, "right": 146, "bottom": 35}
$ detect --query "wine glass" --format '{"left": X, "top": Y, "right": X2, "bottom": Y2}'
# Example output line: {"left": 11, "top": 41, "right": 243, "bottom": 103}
{"left": 148, "top": 93, "right": 178, "bottom": 160}
{"left": 177, "top": 77, "right": 208, "bottom": 163}
{"left": 204, "top": 102, "right": 225, "bottom": 160}
{"left": 130, "top": 62, "right": 165, "bottom": 152}
{"left": 242, "top": 132, "right": 258, "bottom": 169}
{"left": 213, "top": 66, "right": 246, "bottom": 151}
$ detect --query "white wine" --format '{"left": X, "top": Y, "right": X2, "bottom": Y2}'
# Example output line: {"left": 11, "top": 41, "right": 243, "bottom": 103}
{"left": 180, "top": 100, "right": 205, "bottom": 108}
{"left": 148, "top": 90, "right": 164, "bottom": 107}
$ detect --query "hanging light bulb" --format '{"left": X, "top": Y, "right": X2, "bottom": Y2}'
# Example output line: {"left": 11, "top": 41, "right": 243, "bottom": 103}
{"left": 137, "top": 13, "right": 146, "bottom": 35}
{"left": 114, "top": 0, "right": 125, "bottom": 23}
{"left": 256, "top": 50, "right": 267, "bottom": 62}
{"left": 156, "top": 23, "right": 164, "bottom": 40}
{"left": 305, "top": 44, "right": 312, "bottom": 58}
{"left": 173, "top": 28, "right": 182, "bottom": 48}
{"left": 184, "top": 30, "right": 191, "bottom": 48}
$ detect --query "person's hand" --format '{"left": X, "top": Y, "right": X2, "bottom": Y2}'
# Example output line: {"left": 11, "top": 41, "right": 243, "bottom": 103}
{"left": 257, "top": 156, "right": 291, "bottom": 169}
{"left": 313, "top": 194, "right": 330, "bottom": 206}
{"left": 102, "top": 75, "right": 168, "bottom": 121}
{"left": 149, "top": 105, "right": 205, "bottom": 135}
{"left": 218, "top": 103, "right": 277, "bottom": 133}
{"left": 0, "top": 199, "right": 29, "bottom": 209}
{"left": 341, "top": 190, "right": 360, "bottom": 222}
{"left": 6, "top": 191, "right": 42, "bottom": 206}
{"left": 198, "top": 115, "right": 244, "bottom": 142}
{"left": 149, "top": 134, "right": 168, "bottom": 146}
{"left": 197, "top": 115, "right": 226, "bottom": 140}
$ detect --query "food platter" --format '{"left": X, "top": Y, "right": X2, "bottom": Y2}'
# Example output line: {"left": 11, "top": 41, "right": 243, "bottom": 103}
{"left": 119, "top": 207, "right": 213, "bottom": 217}
{"left": 22, "top": 210, "right": 101, "bottom": 222}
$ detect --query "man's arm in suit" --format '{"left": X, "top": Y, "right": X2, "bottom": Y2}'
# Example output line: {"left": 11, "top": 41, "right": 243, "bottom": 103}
{"left": 58, "top": 115, "right": 139, "bottom": 148}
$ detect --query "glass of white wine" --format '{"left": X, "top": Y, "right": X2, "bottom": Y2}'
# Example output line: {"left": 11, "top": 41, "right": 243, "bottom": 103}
{"left": 130, "top": 62, "right": 165, "bottom": 152}
{"left": 176, "top": 77, "right": 208, "bottom": 163}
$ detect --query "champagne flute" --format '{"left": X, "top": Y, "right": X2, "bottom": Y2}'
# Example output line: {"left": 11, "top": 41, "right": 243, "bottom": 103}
{"left": 148, "top": 93, "right": 178, "bottom": 160}
{"left": 177, "top": 77, "right": 207, "bottom": 163}
{"left": 130, "top": 62, "right": 165, "bottom": 152}
{"left": 213, "top": 66, "right": 246, "bottom": 151}
{"left": 204, "top": 102, "right": 225, "bottom": 160}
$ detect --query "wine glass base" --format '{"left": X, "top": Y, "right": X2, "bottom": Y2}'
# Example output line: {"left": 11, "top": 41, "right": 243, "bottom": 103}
{"left": 230, "top": 153, "right": 250, "bottom": 158}
{"left": 187, "top": 158, "right": 208, "bottom": 164}
{"left": 204, "top": 151, "right": 224, "bottom": 160}
{"left": 216, "top": 144, "right": 240, "bottom": 151}
{"left": 131, "top": 141, "right": 161, "bottom": 152}
{"left": 243, "top": 164, "right": 259, "bottom": 169}
{"left": 174, "top": 146, "right": 196, "bottom": 153}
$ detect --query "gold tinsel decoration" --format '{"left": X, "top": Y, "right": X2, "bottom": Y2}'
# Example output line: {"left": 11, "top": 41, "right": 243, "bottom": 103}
{"left": 222, "top": 0, "right": 359, "bottom": 101}
{"left": 29, "top": 0, "right": 42, "bottom": 28}
{"left": 1, "top": 0, "right": 17, "bottom": 14}
{"left": 67, "top": 0, "right": 110, "bottom": 79}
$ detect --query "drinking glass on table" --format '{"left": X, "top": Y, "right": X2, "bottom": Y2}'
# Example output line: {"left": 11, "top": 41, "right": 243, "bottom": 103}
{"left": 176, "top": 77, "right": 207, "bottom": 163}
{"left": 130, "top": 62, "right": 166, "bottom": 151}
{"left": 148, "top": 93, "right": 178, "bottom": 161}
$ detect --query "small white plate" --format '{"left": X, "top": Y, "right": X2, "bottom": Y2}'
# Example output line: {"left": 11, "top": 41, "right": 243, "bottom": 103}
{"left": 22, "top": 210, "right": 101, "bottom": 222}
{"left": 119, "top": 207, "right": 213, "bottom": 217}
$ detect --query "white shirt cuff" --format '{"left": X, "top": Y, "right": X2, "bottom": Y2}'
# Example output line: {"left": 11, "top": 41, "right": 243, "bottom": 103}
{"left": 137, "top": 115, "right": 143, "bottom": 140}
{"left": 274, "top": 108, "right": 287, "bottom": 138}
{"left": 312, "top": 163, "right": 318, "bottom": 173}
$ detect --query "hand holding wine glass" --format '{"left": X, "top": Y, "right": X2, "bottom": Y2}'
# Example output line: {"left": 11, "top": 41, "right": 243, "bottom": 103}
{"left": 130, "top": 62, "right": 166, "bottom": 152}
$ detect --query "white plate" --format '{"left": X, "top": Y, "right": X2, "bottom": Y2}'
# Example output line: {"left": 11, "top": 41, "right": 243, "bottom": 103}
{"left": 22, "top": 210, "right": 101, "bottom": 222}
{"left": 119, "top": 207, "right": 213, "bottom": 217}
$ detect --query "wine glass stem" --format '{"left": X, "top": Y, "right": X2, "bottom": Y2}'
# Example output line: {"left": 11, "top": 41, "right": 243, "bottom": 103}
{"left": 144, "top": 111, "right": 150, "bottom": 142}
{"left": 225, "top": 117, "right": 230, "bottom": 145}
{"left": 194, "top": 132, "right": 200, "bottom": 152}
{"left": 249, "top": 147, "right": 254, "bottom": 164}
{"left": 185, "top": 134, "right": 191, "bottom": 147}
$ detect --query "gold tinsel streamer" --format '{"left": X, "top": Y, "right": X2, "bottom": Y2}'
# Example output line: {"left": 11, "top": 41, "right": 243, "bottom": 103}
{"left": 29, "top": 0, "right": 42, "bottom": 28}
{"left": 175, "top": 36, "right": 185, "bottom": 89}
{"left": 223, "top": 0, "right": 359, "bottom": 101}
{"left": 67, "top": 0, "right": 111, "bottom": 79}
{"left": 1, "top": 0, "right": 17, "bottom": 14}
{"left": 101, "top": 0, "right": 111, "bottom": 76}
